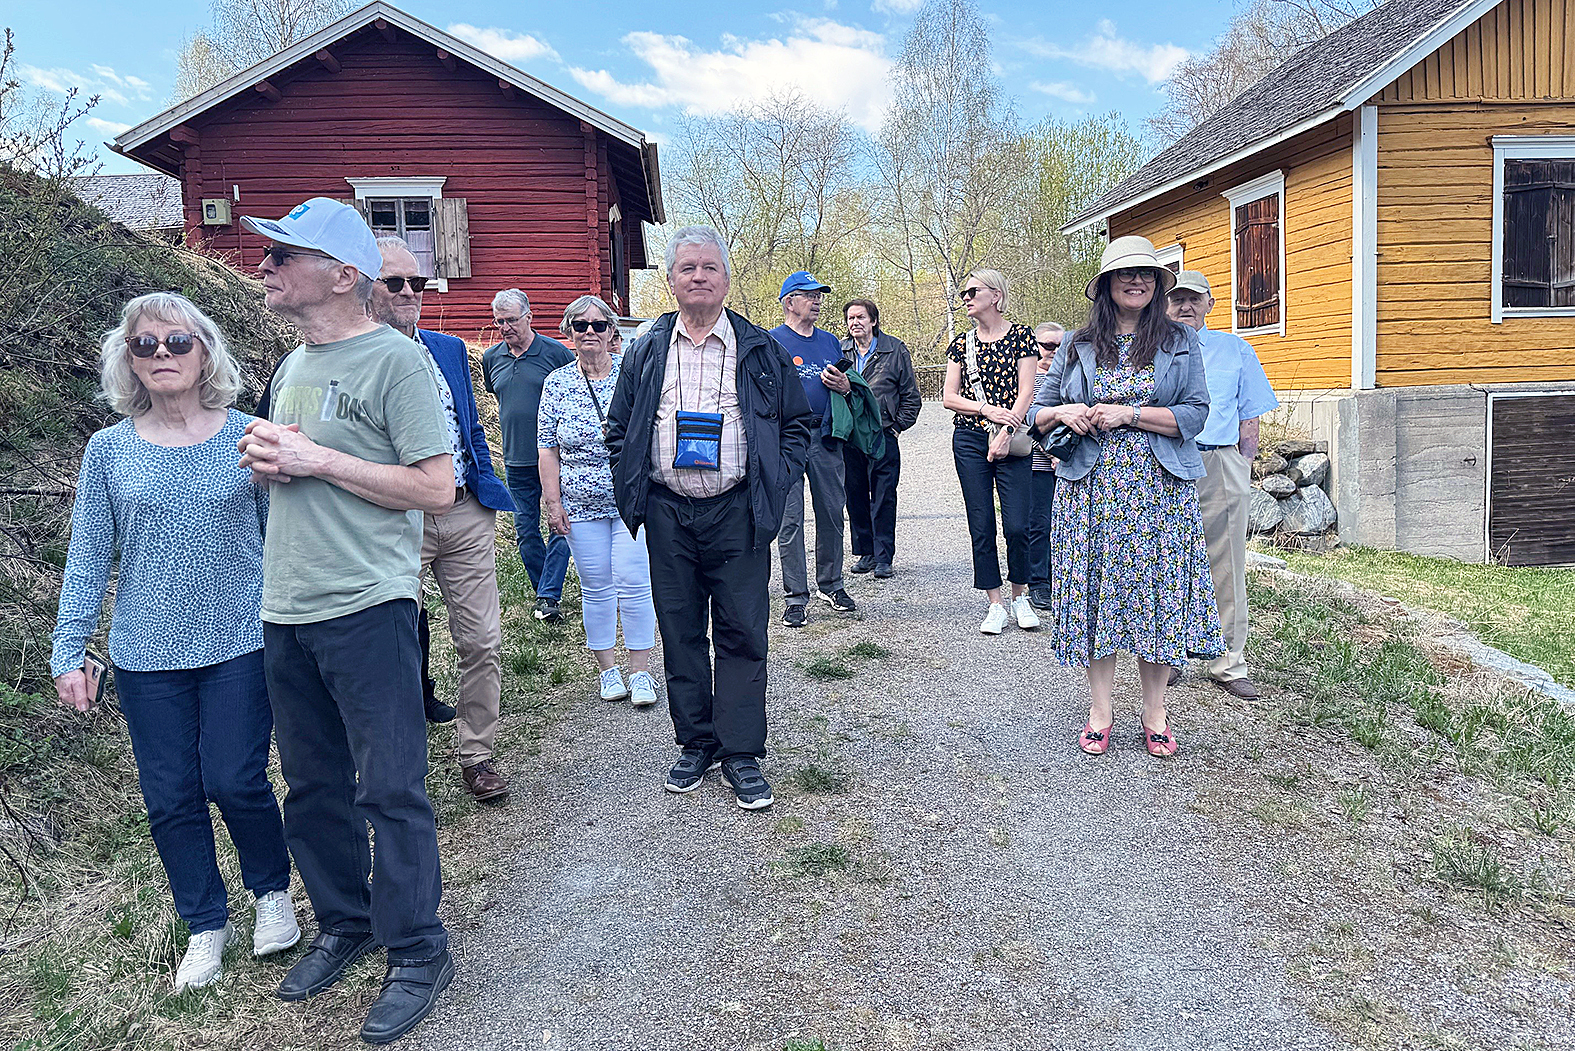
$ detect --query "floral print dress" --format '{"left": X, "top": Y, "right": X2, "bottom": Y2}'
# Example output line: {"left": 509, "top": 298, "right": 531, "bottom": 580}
{"left": 1049, "top": 335, "right": 1224, "bottom": 667}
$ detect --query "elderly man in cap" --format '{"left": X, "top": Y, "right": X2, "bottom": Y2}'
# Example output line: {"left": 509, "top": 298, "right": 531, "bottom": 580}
{"left": 370, "top": 235, "right": 514, "bottom": 803}
{"left": 605, "top": 226, "right": 812, "bottom": 810}
{"left": 237, "top": 197, "right": 455, "bottom": 1044}
{"left": 1167, "top": 269, "right": 1279, "bottom": 699}
{"left": 771, "top": 270, "right": 856, "bottom": 628}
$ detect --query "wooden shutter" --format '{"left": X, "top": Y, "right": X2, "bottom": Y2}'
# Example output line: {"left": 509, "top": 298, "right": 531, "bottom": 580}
{"left": 432, "top": 198, "right": 471, "bottom": 279}
{"left": 1502, "top": 159, "right": 1575, "bottom": 309}
{"left": 1234, "top": 195, "right": 1281, "bottom": 330}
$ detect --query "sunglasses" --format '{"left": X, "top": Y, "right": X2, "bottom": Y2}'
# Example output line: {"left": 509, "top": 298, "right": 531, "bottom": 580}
{"left": 571, "top": 319, "right": 612, "bottom": 334}
{"left": 959, "top": 287, "right": 986, "bottom": 302}
{"left": 1036, "top": 340, "right": 1061, "bottom": 352}
{"left": 263, "top": 245, "right": 332, "bottom": 267}
{"left": 381, "top": 276, "right": 429, "bottom": 293}
{"left": 126, "top": 333, "right": 197, "bottom": 357}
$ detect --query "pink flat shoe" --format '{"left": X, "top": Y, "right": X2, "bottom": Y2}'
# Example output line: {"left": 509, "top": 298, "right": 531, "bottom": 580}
{"left": 1078, "top": 720, "right": 1113, "bottom": 755}
{"left": 1142, "top": 721, "right": 1179, "bottom": 757}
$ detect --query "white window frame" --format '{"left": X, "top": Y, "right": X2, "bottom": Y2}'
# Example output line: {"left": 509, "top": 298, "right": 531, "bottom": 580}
{"left": 1155, "top": 242, "right": 1184, "bottom": 272}
{"left": 1490, "top": 135, "right": 1575, "bottom": 323}
{"left": 1222, "top": 169, "right": 1287, "bottom": 338}
{"left": 346, "top": 176, "right": 449, "bottom": 292}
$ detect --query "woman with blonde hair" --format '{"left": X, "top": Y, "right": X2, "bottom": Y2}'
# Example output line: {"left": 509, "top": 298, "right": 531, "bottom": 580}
{"left": 941, "top": 268, "right": 1040, "bottom": 635}
{"left": 51, "top": 292, "right": 298, "bottom": 991}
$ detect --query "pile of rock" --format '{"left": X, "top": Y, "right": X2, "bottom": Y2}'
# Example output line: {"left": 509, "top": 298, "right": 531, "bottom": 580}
{"left": 1248, "top": 439, "right": 1338, "bottom": 549}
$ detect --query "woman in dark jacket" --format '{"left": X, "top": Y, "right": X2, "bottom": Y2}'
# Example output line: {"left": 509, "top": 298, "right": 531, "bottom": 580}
{"left": 839, "top": 298, "right": 921, "bottom": 579}
{"left": 1028, "top": 237, "right": 1223, "bottom": 757}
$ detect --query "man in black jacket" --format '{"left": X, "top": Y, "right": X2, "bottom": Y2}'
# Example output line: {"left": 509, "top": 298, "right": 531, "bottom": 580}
{"left": 605, "top": 225, "right": 812, "bottom": 810}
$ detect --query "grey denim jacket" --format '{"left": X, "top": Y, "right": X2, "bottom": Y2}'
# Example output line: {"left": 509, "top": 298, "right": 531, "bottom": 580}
{"left": 1025, "top": 322, "right": 1210, "bottom": 481}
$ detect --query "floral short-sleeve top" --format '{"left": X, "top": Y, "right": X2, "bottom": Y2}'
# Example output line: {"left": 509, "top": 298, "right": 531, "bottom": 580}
{"left": 947, "top": 323, "right": 1037, "bottom": 431}
{"left": 537, "top": 357, "right": 622, "bottom": 522}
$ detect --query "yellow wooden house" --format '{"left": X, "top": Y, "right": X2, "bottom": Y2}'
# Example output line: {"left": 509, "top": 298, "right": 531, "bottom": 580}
{"left": 1064, "top": 0, "right": 1575, "bottom": 565}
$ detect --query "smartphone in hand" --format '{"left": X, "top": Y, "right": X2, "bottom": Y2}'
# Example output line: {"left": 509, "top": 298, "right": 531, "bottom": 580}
{"left": 84, "top": 651, "right": 109, "bottom": 708}
{"left": 831, "top": 356, "right": 854, "bottom": 374}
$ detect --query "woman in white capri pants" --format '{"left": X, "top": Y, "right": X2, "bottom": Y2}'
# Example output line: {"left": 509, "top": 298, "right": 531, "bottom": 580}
{"left": 538, "top": 294, "right": 659, "bottom": 705}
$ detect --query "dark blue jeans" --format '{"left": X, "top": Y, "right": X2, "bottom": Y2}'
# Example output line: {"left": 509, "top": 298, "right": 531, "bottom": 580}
{"left": 264, "top": 599, "right": 446, "bottom": 963}
{"left": 1029, "top": 467, "right": 1057, "bottom": 589}
{"left": 113, "top": 649, "right": 290, "bottom": 935}
{"left": 844, "top": 432, "right": 902, "bottom": 565}
{"left": 506, "top": 464, "right": 570, "bottom": 601}
{"left": 952, "top": 427, "right": 1032, "bottom": 591}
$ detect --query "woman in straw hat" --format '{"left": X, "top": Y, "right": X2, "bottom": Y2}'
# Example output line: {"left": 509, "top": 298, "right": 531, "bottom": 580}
{"left": 1026, "top": 237, "right": 1223, "bottom": 757}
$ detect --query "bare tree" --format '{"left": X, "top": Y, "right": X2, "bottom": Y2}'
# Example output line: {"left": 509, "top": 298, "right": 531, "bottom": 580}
{"left": 1, "top": 28, "right": 100, "bottom": 181}
{"left": 1149, "top": 0, "right": 1380, "bottom": 143}
{"left": 173, "top": 0, "right": 353, "bottom": 100}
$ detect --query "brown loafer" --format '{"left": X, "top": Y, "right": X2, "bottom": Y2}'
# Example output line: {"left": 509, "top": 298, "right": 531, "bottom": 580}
{"left": 461, "top": 759, "right": 509, "bottom": 802}
{"left": 1213, "top": 677, "right": 1261, "bottom": 700}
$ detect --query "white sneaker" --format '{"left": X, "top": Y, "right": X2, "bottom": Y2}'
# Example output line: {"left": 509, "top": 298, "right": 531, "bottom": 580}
{"left": 628, "top": 670, "right": 659, "bottom": 707}
{"left": 174, "top": 922, "right": 236, "bottom": 992}
{"left": 252, "top": 889, "right": 301, "bottom": 956}
{"left": 599, "top": 667, "right": 629, "bottom": 700}
{"left": 980, "top": 603, "right": 1009, "bottom": 635}
{"left": 1013, "top": 595, "right": 1041, "bottom": 630}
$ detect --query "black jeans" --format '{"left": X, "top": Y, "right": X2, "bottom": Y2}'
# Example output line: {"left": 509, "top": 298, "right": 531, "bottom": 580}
{"left": 644, "top": 484, "right": 770, "bottom": 761}
{"left": 952, "top": 426, "right": 1032, "bottom": 591}
{"left": 1029, "top": 466, "right": 1058, "bottom": 589}
{"left": 263, "top": 599, "right": 446, "bottom": 963}
{"left": 844, "top": 432, "right": 902, "bottom": 565}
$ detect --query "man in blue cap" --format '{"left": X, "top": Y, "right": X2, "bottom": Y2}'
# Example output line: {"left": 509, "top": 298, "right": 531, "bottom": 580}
{"left": 236, "top": 197, "right": 455, "bottom": 1045}
{"left": 771, "top": 270, "right": 856, "bottom": 628}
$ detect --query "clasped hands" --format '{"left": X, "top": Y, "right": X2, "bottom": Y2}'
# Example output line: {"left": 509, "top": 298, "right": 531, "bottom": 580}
{"left": 238, "top": 418, "right": 327, "bottom": 485}
{"left": 1047, "top": 402, "right": 1136, "bottom": 435}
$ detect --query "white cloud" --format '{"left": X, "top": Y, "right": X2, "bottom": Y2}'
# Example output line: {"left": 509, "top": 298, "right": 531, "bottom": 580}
{"left": 872, "top": 0, "right": 923, "bottom": 13}
{"left": 1023, "top": 20, "right": 1187, "bottom": 84}
{"left": 568, "top": 18, "right": 895, "bottom": 132}
{"left": 1031, "top": 81, "right": 1095, "bottom": 105}
{"left": 445, "top": 24, "right": 560, "bottom": 64}
{"left": 86, "top": 117, "right": 131, "bottom": 135}
{"left": 20, "top": 64, "right": 131, "bottom": 106}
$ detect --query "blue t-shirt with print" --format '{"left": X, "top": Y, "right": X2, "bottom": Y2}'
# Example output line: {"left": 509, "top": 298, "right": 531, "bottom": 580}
{"left": 770, "top": 324, "right": 843, "bottom": 419}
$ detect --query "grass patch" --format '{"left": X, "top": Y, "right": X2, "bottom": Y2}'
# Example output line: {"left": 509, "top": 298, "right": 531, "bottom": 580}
{"left": 1277, "top": 545, "right": 1575, "bottom": 688}
{"left": 1431, "top": 829, "right": 1518, "bottom": 907}
{"left": 784, "top": 1040, "right": 829, "bottom": 1051}
{"left": 801, "top": 640, "right": 894, "bottom": 682}
{"left": 790, "top": 763, "right": 852, "bottom": 795}
{"left": 844, "top": 641, "right": 889, "bottom": 660}
{"left": 778, "top": 842, "right": 853, "bottom": 878}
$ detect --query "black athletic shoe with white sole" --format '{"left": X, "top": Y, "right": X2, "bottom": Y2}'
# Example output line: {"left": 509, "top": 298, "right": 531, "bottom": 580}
{"left": 721, "top": 757, "right": 774, "bottom": 809}
{"left": 665, "top": 744, "right": 721, "bottom": 793}
{"left": 781, "top": 604, "right": 807, "bottom": 628}
{"left": 818, "top": 588, "right": 857, "bottom": 613}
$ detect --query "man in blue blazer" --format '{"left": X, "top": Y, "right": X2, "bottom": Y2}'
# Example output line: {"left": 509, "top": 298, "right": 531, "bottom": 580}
{"left": 371, "top": 237, "right": 514, "bottom": 802}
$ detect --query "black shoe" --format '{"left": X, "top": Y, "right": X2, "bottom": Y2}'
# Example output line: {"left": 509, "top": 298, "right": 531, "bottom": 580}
{"left": 849, "top": 555, "right": 876, "bottom": 574}
{"left": 277, "top": 931, "right": 378, "bottom": 1001}
{"left": 665, "top": 743, "right": 720, "bottom": 793}
{"left": 781, "top": 604, "right": 807, "bottom": 628}
{"left": 872, "top": 563, "right": 893, "bottom": 579}
{"left": 533, "top": 597, "right": 562, "bottom": 623}
{"left": 1029, "top": 586, "right": 1053, "bottom": 611}
{"left": 423, "top": 691, "right": 456, "bottom": 724}
{"left": 818, "top": 588, "right": 857, "bottom": 613}
{"left": 720, "top": 757, "right": 774, "bottom": 810}
{"left": 359, "top": 950, "right": 456, "bottom": 1045}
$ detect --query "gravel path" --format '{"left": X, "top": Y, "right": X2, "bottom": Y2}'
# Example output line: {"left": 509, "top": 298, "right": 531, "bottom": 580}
{"left": 411, "top": 412, "right": 1350, "bottom": 1051}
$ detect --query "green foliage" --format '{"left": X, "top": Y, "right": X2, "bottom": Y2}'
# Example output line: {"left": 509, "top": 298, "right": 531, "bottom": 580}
{"left": 1431, "top": 829, "right": 1517, "bottom": 907}
{"left": 778, "top": 842, "right": 852, "bottom": 877}
{"left": 790, "top": 763, "right": 852, "bottom": 795}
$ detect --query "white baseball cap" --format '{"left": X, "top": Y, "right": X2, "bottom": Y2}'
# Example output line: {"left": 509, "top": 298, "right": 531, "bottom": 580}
{"left": 241, "top": 197, "right": 382, "bottom": 279}
{"left": 1171, "top": 270, "right": 1212, "bottom": 296}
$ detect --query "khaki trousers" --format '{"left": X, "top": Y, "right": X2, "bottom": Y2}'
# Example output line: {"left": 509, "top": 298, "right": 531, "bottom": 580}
{"left": 420, "top": 490, "right": 503, "bottom": 767}
{"left": 1198, "top": 447, "right": 1251, "bottom": 682}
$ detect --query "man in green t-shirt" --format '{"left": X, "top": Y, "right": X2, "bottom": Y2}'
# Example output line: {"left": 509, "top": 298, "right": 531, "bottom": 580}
{"left": 236, "top": 197, "right": 455, "bottom": 1046}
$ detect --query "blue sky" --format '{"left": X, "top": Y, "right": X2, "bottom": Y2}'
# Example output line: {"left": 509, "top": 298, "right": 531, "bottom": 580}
{"left": 9, "top": 0, "right": 1241, "bottom": 174}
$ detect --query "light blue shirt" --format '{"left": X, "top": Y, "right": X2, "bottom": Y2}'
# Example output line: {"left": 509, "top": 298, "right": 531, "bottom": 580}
{"left": 1196, "top": 325, "right": 1279, "bottom": 446}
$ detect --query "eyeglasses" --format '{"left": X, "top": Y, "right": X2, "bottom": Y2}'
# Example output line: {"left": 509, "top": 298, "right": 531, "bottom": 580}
{"left": 570, "top": 319, "right": 612, "bottom": 334}
{"left": 263, "top": 245, "right": 332, "bottom": 267}
{"left": 1036, "top": 340, "right": 1061, "bottom": 352}
{"left": 959, "top": 286, "right": 986, "bottom": 302}
{"left": 381, "top": 276, "right": 429, "bottom": 293}
{"left": 126, "top": 333, "right": 197, "bottom": 357}
{"left": 1113, "top": 268, "right": 1158, "bottom": 283}
{"left": 789, "top": 291, "right": 824, "bottom": 303}
{"left": 493, "top": 315, "right": 524, "bottom": 326}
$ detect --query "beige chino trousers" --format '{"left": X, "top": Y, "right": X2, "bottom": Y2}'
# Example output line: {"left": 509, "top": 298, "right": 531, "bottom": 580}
{"left": 1197, "top": 446, "right": 1252, "bottom": 683}
{"left": 420, "top": 489, "right": 503, "bottom": 767}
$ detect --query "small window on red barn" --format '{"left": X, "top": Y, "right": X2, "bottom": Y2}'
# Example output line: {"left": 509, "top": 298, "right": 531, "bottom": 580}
{"left": 1222, "top": 171, "right": 1285, "bottom": 336}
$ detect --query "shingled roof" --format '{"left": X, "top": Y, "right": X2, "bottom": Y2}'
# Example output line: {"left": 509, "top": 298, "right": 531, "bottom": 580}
{"left": 71, "top": 174, "right": 184, "bottom": 231}
{"left": 1062, "top": 0, "right": 1492, "bottom": 233}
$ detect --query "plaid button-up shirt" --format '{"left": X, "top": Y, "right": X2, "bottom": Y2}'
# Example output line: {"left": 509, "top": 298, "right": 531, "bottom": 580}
{"left": 649, "top": 313, "right": 748, "bottom": 498}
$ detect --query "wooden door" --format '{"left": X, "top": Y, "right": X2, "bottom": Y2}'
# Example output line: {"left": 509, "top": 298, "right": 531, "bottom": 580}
{"left": 1489, "top": 394, "right": 1575, "bottom": 565}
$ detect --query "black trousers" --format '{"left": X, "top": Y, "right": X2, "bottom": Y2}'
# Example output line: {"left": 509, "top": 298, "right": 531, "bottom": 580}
{"left": 1029, "top": 466, "right": 1057, "bottom": 589}
{"left": 645, "top": 484, "right": 770, "bottom": 761}
{"left": 263, "top": 599, "right": 446, "bottom": 963}
{"left": 952, "top": 426, "right": 1032, "bottom": 591}
{"left": 843, "top": 433, "right": 902, "bottom": 565}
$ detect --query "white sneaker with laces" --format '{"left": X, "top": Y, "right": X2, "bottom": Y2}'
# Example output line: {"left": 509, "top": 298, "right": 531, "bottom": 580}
{"left": 599, "top": 667, "right": 629, "bottom": 700}
{"left": 252, "top": 889, "right": 301, "bottom": 956}
{"left": 980, "top": 603, "right": 1009, "bottom": 635}
{"left": 174, "top": 922, "right": 236, "bottom": 992}
{"left": 1013, "top": 595, "right": 1041, "bottom": 630}
{"left": 628, "top": 670, "right": 659, "bottom": 707}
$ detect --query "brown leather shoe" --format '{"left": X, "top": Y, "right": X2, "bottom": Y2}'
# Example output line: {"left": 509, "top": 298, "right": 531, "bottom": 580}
{"left": 461, "top": 759, "right": 508, "bottom": 802}
{"left": 1213, "top": 677, "right": 1261, "bottom": 700}
{"left": 1167, "top": 665, "right": 1183, "bottom": 687}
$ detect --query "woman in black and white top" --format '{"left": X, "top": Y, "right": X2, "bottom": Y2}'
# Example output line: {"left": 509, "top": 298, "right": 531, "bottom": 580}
{"left": 940, "top": 269, "right": 1039, "bottom": 635}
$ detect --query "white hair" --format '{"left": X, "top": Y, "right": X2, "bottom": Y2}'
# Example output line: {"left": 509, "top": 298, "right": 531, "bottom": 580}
{"left": 100, "top": 293, "right": 242, "bottom": 417}
{"left": 664, "top": 225, "right": 732, "bottom": 280}
{"left": 375, "top": 234, "right": 411, "bottom": 253}
{"left": 1034, "top": 321, "right": 1065, "bottom": 337}
{"left": 560, "top": 294, "right": 619, "bottom": 336}
{"left": 493, "top": 288, "right": 531, "bottom": 316}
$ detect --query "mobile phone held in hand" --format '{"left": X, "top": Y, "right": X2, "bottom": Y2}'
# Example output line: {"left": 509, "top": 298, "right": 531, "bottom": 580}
{"left": 832, "top": 356, "right": 854, "bottom": 374}
{"left": 84, "top": 651, "right": 109, "bottom": 708}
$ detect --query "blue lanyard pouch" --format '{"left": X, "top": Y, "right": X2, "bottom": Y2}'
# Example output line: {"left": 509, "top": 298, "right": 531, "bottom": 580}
{"left": 673, "top": 410, "right": 723, "bottom": 471}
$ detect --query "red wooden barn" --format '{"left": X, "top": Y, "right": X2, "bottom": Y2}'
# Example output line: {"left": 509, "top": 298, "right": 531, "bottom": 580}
{"left": 113, "top": 1, "right": 665, "bottom": 342}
